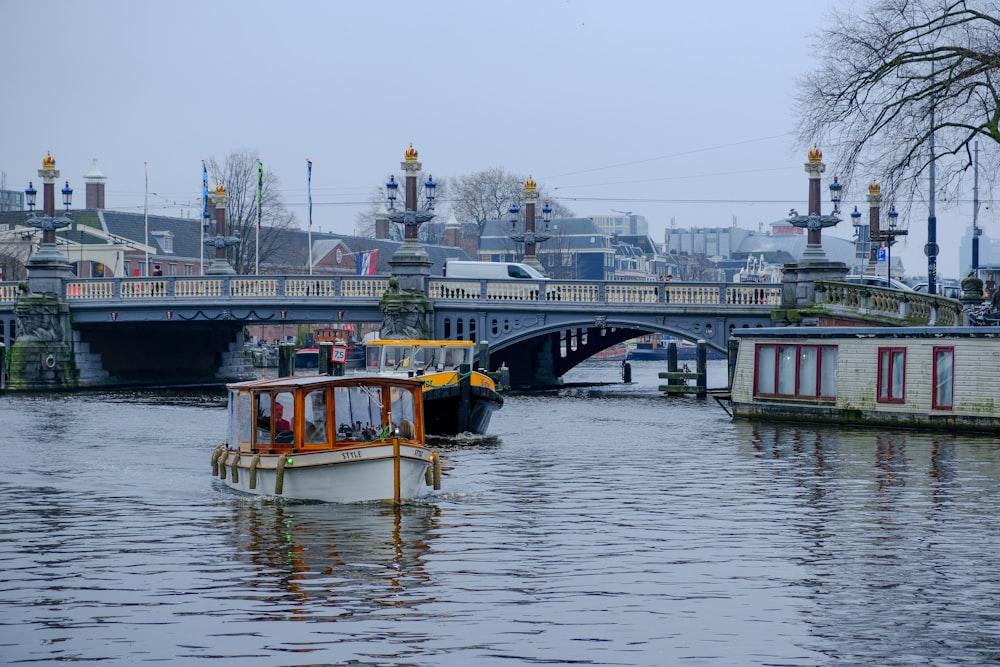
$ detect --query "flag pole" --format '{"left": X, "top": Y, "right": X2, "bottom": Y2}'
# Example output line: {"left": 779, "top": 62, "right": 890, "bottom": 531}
{"left": 256, "top": 158, "right": 263, "bottom": 276}
{"left": 307, "top": 158, "right": 313, "bottom": 276}
{"left": 201, "top": 160, "right": 208, "bottom": 275}
{"left": 144, "top": 161, "right": 150, "bottom": 276}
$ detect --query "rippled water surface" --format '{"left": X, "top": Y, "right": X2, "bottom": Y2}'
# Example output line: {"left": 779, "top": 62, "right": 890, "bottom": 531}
{"left": 2, "top": 360, "right": 1000, "bottom": 666}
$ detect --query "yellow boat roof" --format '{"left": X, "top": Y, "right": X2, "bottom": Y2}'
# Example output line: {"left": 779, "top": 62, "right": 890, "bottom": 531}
{"left": 365, "top": 339, "right": 475, "bottom": 348}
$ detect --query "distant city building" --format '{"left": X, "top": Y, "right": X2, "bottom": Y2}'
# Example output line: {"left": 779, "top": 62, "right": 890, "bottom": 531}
{"left": 589, "top": 212, "right": 648, "bottom": 236}
{"left": 0, "top": 189, "right": 24, "bottom": 212}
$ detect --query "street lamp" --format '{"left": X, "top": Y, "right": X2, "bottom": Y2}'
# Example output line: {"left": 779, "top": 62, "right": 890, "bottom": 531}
{"left": 384, "top": 146, "right": 435, "bottom": 242}
{"left": 24, "top": 153, "right": 74, "bottom": 256}
{"left": 829, "top": 175, "right": 843, "bottom": 215}
{"left": 850, "top": 206, "right": 863, "bottom": 274}
{"left": 508, "top": 177, "right": 551, "bottom": 273}
{"left": 786, "top": 147, "right": 841, "bottom": 262}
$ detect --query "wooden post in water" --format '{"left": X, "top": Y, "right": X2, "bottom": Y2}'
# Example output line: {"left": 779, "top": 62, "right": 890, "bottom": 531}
{"left": 278, "top": 343, "right": 295, "bottom": 377}
{"left": 696, "top": 340, "right": 707, "bottom": 397}
{"left": 318, "top": 342, "right": 333, "bottom": 375}
{"left": 667, "top": 341, "right": 679, "bottom": 385}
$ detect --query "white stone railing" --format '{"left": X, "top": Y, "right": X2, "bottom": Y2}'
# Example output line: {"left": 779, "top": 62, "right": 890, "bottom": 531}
{"left": 819, "top": 281, "right": 964, "bottom": 326}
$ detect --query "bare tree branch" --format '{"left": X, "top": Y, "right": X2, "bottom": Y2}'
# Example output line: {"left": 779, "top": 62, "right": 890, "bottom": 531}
{"left": 206, "top": 148, "right": 296, "bottom": 274}
{"left": 797, "top": 0, "right": 1000, "bottom": 211}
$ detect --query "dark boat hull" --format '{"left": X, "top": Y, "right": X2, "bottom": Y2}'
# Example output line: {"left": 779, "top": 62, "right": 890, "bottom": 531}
{"left": 422, "top": 384, "right": 504, "bottom": 436}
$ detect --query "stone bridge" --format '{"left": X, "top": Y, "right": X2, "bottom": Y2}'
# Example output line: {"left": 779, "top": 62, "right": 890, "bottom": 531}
{"left": 0, "top": 275, "right": 966, "bottom": 389}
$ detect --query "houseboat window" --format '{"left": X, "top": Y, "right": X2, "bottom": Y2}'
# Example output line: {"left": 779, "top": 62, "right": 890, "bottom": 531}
{"left": 878, "top": 347, "right": 906, "bottom": 403}
{"left": 303, "top": 388, "right": 329, "bottom": 444}
{"left": 933, "top": 347, "right": 954, "bottom": 409}
{"left": 334, "top": 385, "right": 385, "bottom": 442}
{"left": 777, "top": 345, "right": 797, "bottom": 395}
{"left": 754, "top": 343, "right": 837, "bottom": 400}
{"left": 756, "top": 345, "right": 776, "bottom": 394}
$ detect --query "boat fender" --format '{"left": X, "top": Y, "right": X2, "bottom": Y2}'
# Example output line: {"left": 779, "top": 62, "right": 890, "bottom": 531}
{"left": 43, "top": 354, "right": 56, "bottom": 369}
{"left": 275, "top": 456, "right": 286, "bottom": 495}
{"left": 432, "top": 453, "right": 442, "bottom": 491}
{"left": 210, "top": 444, "right": 225, "bottom": 476}
{"left": 218, "top": 451, "right": 228, "bottom": 480}
{"left": 230, "top": 453, "right": 240, "bottom": 484}
{"left": 249, "top": 454, "right": 260, "bottom": 489}
{"left": 425, "top": 464, "right": 433, "bottom": 487}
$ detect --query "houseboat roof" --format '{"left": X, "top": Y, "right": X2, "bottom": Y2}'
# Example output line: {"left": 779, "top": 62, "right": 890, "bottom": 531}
{"left": 731, "top": 326, "right": 1000, "bottom": 340}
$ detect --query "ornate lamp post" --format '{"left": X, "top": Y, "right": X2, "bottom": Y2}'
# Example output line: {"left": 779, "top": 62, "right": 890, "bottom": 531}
{"left": 23, "top": 152, "right": 75, "bottom": 292}
{"left": 786, "top": 146, "right": 841, "bottom": 262}
{"left": 385, "top": 144, "right": 435, "bottom": 291}
{"left": 509, "top": 176, "right": 551, "bottom": 274}
{"left": 204, "top": 183, "right": 240, "bottom": 275}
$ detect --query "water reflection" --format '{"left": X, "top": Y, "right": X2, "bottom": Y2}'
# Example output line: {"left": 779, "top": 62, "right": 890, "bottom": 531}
{"left": 734, "top": 420, "right": 1000, "bottom": 665}
{"left": 220, "top": 500, "right": 442, "bottom": 623}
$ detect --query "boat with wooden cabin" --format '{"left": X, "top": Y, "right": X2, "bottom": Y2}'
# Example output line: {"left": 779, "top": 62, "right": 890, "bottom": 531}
{"left": 212, "top": 374, "right": 441, "bottom": 503}
{"left": 362, "top": 338, "right": 504, "bottom": 436}
{"left": 728, "top": 326, "right": 1000, "bottom": 433}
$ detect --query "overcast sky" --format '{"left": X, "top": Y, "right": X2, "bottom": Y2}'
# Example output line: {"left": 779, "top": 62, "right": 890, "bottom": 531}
{"left": 4, "top": 0, "right": 984, "bottom": 278}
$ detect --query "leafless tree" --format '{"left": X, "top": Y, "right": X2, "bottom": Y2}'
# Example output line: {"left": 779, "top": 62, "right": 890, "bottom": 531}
{"left": 206, "top": 148, "right": 296, "bottom": 274}
{"left": 797, "top": 0, "right": 1000, "bottom": 207}
{"left": 452, "top": 167, "right": 574, "bottom": 237}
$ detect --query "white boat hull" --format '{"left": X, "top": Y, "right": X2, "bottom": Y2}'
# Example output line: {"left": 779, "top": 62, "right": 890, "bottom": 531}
{"left": 217, "top": 444, "right": 433, "bottom": 503}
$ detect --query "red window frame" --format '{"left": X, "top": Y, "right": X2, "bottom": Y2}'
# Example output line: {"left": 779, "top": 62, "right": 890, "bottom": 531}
{"left": 877, "top": 347, "right": 906, "bottom": 404}
{"left": 932, "top": 346, "right": 954, "bottom": 410}
{"left": 753, "top": 343, "right": 837, "bottom": 401}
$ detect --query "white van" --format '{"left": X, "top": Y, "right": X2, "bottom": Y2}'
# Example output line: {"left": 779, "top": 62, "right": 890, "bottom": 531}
{"left": 445, "top": 260, "right": 546, "bottom": 280}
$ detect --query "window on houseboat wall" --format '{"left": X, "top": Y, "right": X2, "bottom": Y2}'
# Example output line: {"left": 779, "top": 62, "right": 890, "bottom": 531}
{"left": 878, "top": 347, "right": 906, "bottom": 403}
{"left": 933, "top": 346, "right": 954, "bottom": 409}
{"left": 753, "top": 343, "right": 837, "bottom": 400}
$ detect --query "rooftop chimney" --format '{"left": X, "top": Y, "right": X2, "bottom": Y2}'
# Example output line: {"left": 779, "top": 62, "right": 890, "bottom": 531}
{"left": 83, "top": 158, "right": 107, "bottom": 209}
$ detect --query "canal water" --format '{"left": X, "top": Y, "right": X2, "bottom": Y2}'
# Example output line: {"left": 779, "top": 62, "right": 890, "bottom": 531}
{"left": 2, "top": 359, "right": 999, "bottom": 666}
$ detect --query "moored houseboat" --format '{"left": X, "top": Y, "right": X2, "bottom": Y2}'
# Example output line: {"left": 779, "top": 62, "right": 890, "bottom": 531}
{"left": 213, "top": 374, "right": 440, "bottom": 503}
{"left": 729, "top": 326, "right": 1000, "bottom": 432}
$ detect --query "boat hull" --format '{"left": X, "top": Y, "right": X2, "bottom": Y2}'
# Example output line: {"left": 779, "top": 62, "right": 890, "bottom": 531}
{"left": 217, "top": 445, "right": 432, "bottom": 503}
{"left": 423, "top": 384, "right": 503, "bottom": 436}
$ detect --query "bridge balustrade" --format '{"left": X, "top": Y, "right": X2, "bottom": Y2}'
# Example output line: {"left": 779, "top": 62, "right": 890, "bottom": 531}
{"left": 820, "top": 281, "right": 963, "bottom": 326}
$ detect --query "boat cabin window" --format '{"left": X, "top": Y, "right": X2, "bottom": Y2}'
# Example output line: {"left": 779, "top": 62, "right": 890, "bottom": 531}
{"left": 440, "top": 346, "right": 469, "bottom": 370}
{"left": 334, "top": 384, "right": 387, "bottom": 442}
{"left": 256, "top": 391, "right": 295, "bottom": 445}
{"left": 390, "top": 385, "right": 418, "bottom": 440}
{"left": 303, "top": 388, "right": 329, "bottom": 444}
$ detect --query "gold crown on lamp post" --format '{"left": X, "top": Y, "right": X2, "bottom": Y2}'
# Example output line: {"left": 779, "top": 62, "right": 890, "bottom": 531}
{"left": 214, "top": 183, "right": 226, "bottom": 196}
{"left": 807, "top": 145, "right": 823, "bottom": 163}
{"left": 404, "top": 144, "right": 418, "bottom": 162}
{"left": 42, "top": 151, "right": 56, "bottom": 169}
{"left": 868, "top": 179, "right": 880, "bottom": 196}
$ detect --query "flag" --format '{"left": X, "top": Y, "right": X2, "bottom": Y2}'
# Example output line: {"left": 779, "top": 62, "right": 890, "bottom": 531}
{"left": 202, "top": 161, "right": 209, "bottom": 227}
{"left": 356, "top": 249, "right": 378, "bottom": 275}
{"left": 257, "top": 159, "right": 263, "bottom": 231}
{"left": 307, "top": 159, "right": 313, "bottom": 230}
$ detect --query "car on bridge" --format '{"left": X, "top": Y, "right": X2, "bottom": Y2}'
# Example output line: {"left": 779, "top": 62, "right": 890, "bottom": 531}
{"left": 842, "top": 275, "right": 913, "bottom": 291}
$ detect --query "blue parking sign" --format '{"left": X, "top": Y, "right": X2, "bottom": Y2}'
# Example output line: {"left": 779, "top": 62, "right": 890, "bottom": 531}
{"left": 877, "top": 247, "right": 887, "bottom": 263}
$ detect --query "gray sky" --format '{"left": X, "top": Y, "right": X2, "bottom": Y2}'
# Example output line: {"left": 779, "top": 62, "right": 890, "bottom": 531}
{"left": 4, "top": 0, "right": 981, "bottom": 278}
